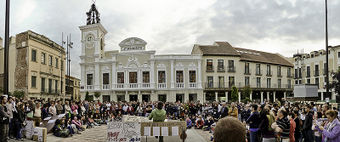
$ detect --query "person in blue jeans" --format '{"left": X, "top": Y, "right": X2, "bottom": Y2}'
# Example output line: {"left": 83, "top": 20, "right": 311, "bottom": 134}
{"left": 246, "top": 104, "right": 260, "bottom": 142}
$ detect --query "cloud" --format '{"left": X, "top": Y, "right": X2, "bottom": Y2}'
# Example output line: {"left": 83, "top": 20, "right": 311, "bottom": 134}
{"left": 0, "top": 0, "right": 339, "bottom": 78}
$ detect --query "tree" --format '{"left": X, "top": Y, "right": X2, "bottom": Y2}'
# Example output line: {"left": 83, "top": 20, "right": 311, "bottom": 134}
{"left": 94, "top": 92, "right": 101, "bottom": 99}
{"left": 231, "top": 86, "right": 239, "bottom": 102}
{"left": 329, "top": 68, "right": 340, "bottom": 103}
{"left": 85, "top": 91, "right": 92, "bottom": 101}
{"left": 13, "top": 90, "right": 25, "bottom": 99}
{"left": 241, "top": 86, "right": 252, "bottom": 103}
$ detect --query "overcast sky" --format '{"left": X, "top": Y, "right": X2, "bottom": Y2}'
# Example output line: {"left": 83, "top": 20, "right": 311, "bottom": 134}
{"left": 0, "top": 0, "right": 339, "bottom": 78}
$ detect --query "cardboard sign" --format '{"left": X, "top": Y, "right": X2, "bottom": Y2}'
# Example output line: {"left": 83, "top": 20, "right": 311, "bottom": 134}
{"left": 140, "top": 122, "right": 186, "bottom": 136}
{"left": 107, "top": 122, "right": 141, "bottom": 142}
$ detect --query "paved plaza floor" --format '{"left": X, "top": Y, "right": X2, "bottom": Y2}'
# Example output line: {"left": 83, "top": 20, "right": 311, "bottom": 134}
{"left": 9, "top": 125, "right": 212, "bottom": 142}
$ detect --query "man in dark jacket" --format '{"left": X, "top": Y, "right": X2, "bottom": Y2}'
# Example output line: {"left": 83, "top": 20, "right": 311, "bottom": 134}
{"left": 220, "top": 103, "right": 228, "bottom": 118}
{"left": 302, "top": 105, "right": 314, "bottom": 142}
{"left": 0, "top": 96, "right": 10, "bottom": 142}
{"left": 246, "top": 104, "right": 261, "bottom": 142}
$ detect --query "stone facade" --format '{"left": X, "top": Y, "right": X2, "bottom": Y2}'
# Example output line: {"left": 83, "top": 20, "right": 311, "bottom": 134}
{"left": 0, "top": 31, "right": 66, "bottom": 100}
{"left": 294, "top": 45, "right": 340, "bottom": 101}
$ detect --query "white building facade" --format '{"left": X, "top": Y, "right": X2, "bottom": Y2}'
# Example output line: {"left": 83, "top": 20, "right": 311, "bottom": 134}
{"left": 79, "top": 4, "right": 203, "bottom": 102}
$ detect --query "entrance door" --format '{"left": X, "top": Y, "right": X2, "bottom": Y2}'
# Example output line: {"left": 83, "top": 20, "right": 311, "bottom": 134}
{"left": 176, "top": 94, "right": 184, "bottom": 103}
{"left": 158, "top": 94, "right": 167, "bottom": 102}
{"left": 117, "top": 95, "right": 125, "bottom": 102}
{"left": 142, "top": 94, "right": 150, "bottom": 102}
{"left": 129, "top": 95, "right": 138, "bottom": 102}
{"left": 189, "top": 94, "right": 197, "bottom": 102}
{"left": 102, "top": 95, "right": 110, "bottom": 102}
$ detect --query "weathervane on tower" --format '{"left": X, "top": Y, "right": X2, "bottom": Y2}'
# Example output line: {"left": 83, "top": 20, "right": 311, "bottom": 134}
{"left": 86, "top": 0, "right": 100, "bottom": 25}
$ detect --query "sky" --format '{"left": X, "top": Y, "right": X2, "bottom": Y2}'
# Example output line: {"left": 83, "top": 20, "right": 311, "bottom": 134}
{"left": 0, "top": 0, "right": 339, "bottom": 78}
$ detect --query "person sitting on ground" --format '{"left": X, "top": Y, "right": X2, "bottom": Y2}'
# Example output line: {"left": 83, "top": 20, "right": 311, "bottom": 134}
{"left": 195, "top": 115, "right": 204, "bottom": 129}
{"left": 186, "top": 117, "right": 192, "bottom": 129}
{"left": 53, "top": 119, "right": 71, "bottom": 138}
{"left": 213, "top": 117, "right": 246, "bottom": 142}
{"left": 72, "top": 116, "right": 85, "bottom": 131}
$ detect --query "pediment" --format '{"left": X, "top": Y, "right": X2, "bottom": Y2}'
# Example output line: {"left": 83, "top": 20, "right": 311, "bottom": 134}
{"left": 119, "top": 37, "right": 147, "bottom": 51}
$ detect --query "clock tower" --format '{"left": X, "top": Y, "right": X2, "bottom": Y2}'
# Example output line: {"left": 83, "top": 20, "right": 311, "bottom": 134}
{"left": 79, "top": 3, "right": 107, "bottom": 59}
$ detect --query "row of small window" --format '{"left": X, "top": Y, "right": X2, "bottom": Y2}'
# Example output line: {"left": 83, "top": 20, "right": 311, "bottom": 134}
{"left": 206, "top": 59, "right": 235, "bottom": 71}
{"left": 298, "top": 64, "right": 328, "bottom": 78}
{"left": 207, "top": 59, "right": 292, "bottom": 76}
{"left": 86, "top": 70, "right": 197, "bottom": 85}
{"left": 207, "top": 76, "right": 291, "bottom": 88}
{"left": 31, "top": 76, "right": 62, "bottom": 92}
{"left": 31, "top": 49, "right": 63, "bottom": 69}
{"left": 295, "top": 78, "right": 320, "bottom": 88}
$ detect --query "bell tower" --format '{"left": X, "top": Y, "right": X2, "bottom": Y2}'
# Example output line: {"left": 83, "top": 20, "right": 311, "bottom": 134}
{"left": 79, "top": 2, "right": 107, "bottom": 58}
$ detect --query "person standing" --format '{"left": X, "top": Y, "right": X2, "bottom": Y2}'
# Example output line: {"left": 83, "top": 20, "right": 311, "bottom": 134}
{"left": 149, "top": 102, "right": 166, "bottom": 142}
{"left": 302, "top": 105, "right": 314, "bottom": 142}
{"left": 315, "top": 110, "right": 340, "bottom": 142}
{"left": 229, "top": 102, "right": 238, "bottom": 118}
{"left": 246, "top": 104, "right": 261, "bottom": 142}
{"left": 0, "top": 96, "right": 10, "bottom": 142}
{"left": 220, "top": 103, "right": 228, "bottom": 118}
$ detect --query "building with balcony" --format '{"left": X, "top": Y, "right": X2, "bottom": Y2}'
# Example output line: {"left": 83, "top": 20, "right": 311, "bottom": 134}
{"left": 65, "top": 75, "right": 81, "bottom": 101}
{"left": 293, "top": 45, "right": 340, "bottom": 101}
{"left": 192, "top": 42, "right": 294, "bottom": 103}
{"left": 0, "top": 31, "right": 66, "bottom": 100}
{"left": 79, "top": 4, "right": 203, "bottom": 102}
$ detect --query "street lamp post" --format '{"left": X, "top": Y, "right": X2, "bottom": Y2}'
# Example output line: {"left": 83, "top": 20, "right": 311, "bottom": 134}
{"left": 3, "top": 0, "right": 10, "bottom": 96}
{"left": 325, "top": 0, "right": 330, "bottom": 99}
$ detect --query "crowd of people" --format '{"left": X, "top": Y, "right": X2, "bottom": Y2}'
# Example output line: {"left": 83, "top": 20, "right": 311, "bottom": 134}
{"left": 0, "top": 94, "right": 340, "bottom": 142}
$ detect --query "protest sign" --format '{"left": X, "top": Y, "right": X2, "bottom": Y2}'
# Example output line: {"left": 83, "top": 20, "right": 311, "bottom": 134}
{"left": 107, "top": 122, "right": 141, "bottom": 142}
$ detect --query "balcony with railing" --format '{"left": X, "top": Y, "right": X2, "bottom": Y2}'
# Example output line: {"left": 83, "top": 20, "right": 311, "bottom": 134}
{"left": 129, "top": 83, "right": 138, "bottom": 88}
{"left": 244, "top": 69, "right": 251, "bottom": 75}
{"left": 158, "top": 83, "right": 167, "bottom": 89}
{"left": 217, "top": 66, "right": 225, "bottom": 72}
{"left": 102, "top": 84, "right": 110, "bottom": 90}
{"left": 176, "top": 83, "right": 184, "bottom": 88}
{"left": 87, "top": 85, "right": 94, "bottom": 90}
{"left": 189, "top": 83, "right": 197, "bottom": 88}
{"left": 255, "top": 70, "right": 262, "bottom": 76}
{"left": 142, "top": 83, "right": 150, "bottom": 88}
{"left": 116, "top": 83, "right": 124, "bottom": 88}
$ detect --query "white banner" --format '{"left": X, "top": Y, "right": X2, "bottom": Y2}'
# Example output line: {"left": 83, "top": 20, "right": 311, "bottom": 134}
{"left": 107, "top": 122, "right": 141, "bottom": 142}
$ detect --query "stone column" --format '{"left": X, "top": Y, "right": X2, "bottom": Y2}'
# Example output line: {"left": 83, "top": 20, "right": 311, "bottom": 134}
{"left": 273, "top": 91, "right": 276, "bottom": 102}
{"left": 261, "top": 92, "right": 264, "bottom": 103}
{"left": 283, "top": 92, "right": 287, "bottom": 99}
{"left": 137, "top": 91, "right": 142, "bottom": 102}
{"left": 267, "top": 92, "right": 270, "bottom": 102}
{"left": 203, "top": 92, "right": 206, "bottom": 103}
{"left": 215, "top": 92, "right": 218, "bottom": 102}
{"left": 238, "top": 92, "right": 241, "bottom": 103}
{"left": 95, "top": 64, "right": 100, "bottom": 90}
{"left": 111, "top": 62, "right": 116, "bottom": 89}
{"left": 185, "top": 93, "right": 189, "bottom": 103}
{"left": 111, "top": 91, "right": 117, "bottom": 102}
{"left": 125, "top": 91, "right": 129, "bottom": 102}
{"left": 225, "top": 91, "right": 228, "bottom": 102}
{"left": 171, "top": 60, "right": 174, "bottom": 88}
{"left": 150, "top": 60, "right": 155, "bottom": 88}
{"left": 151, "top": 91, "right": 157, "bottom": 102}
{"left": 197, "top": 60, "right": 202, "bottom": 88}
{"left": 321, "top": 92, "right": 324, "bottom": 101}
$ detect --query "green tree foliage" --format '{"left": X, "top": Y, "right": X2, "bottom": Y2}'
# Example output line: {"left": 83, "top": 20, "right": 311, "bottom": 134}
{"left": 13, "top": 90, "right": 25, "bottom": 99}
{"left": 241, "top": 86, "right": 252, "bottom": 103}
{"left": 231, "top": 86, "right": 238, "bottom": 102}
{"left": 94, "top": 92, "right": 101, "bottom": 99}
{"left": 85, "top": 91, "right": 93, "bottom": 101}
{"left": 329, "top": 68, "right": 340, "bottom": 103}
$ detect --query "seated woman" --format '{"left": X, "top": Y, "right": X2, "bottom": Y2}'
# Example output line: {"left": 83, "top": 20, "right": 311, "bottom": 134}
{"left": 72, "top": 116, "right": 85, "bottom": 131}
{"left": 53, "top": 119, "right": 71, "bottom": 138}
{"left": 186, "top": 117, "right": 192, "bottom": 129}
{"left": 195, "top": 116, "right": 204, "bottom": 129}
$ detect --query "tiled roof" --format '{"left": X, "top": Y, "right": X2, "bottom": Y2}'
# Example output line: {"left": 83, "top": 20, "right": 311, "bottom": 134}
{"left": 195, "top": 41, "right": 293, "bottom": 67}
{"left": 197, "top": 42, "right": 240, "bottom": 56}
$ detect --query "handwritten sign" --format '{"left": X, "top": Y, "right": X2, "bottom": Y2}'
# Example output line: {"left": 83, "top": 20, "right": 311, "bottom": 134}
{"left": 140, "top": 122, "right": 186, "bottom": 136}
{"left": 107, "top": 122, "right": 141, "bottom": 142}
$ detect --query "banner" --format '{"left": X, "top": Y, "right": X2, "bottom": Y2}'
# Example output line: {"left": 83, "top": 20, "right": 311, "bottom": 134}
{"left": 107, "top": 122, "right": 141, "bottom": 142}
